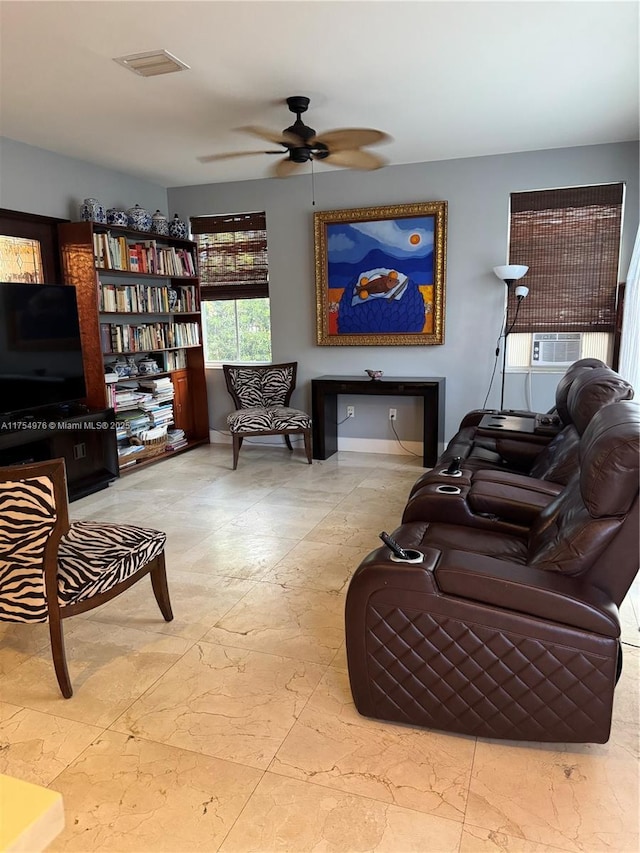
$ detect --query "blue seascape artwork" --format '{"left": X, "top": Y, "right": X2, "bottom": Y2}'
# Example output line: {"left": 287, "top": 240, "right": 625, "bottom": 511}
{"left": 326, "top": 216, "right": 435, "bottom": 335}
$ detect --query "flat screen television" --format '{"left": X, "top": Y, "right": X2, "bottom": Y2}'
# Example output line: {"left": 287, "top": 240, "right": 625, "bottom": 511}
{"left": 0, "top": 282, "right": 87, "bottom": 417}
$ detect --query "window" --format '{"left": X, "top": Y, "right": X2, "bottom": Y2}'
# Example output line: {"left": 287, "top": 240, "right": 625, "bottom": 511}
{"left": 190, "top": 211, "right": 272, "bottom": 363}
{"left": 0, "top": 235, "right": 44, "bottom": 283}
{"left": 505, "top": 184, "right": 624, "bottom": 367}
{"left": 0, "top": 208, "right": 65, "bottom": 283}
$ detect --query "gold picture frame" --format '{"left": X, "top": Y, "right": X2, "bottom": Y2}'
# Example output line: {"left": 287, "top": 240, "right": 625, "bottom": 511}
{"left": 314, "top": 201, "right": 447, "bottom": 346}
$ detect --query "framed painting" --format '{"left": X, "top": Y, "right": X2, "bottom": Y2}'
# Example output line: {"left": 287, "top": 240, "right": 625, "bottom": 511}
{"left": 314, "top": 201, "right": 447, "bottom": 346}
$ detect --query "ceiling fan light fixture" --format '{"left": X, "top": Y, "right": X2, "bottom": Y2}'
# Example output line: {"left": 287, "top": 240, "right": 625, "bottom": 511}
{"left": 114, "top": 49, "right": 190, "bottom": 77}
{"left": 199, "top": 96, "right": 392, "bottom": 178}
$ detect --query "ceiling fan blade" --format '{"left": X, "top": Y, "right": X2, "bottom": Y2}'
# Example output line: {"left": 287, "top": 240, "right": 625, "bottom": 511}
{"left": 323, "top": 149, "right": 387, "bottom": 170}
{"left": 312, "top": 128, "right": 391, "bottom": 151}
{"left": 272, "top": 158, "right": 306, "bottom": 178}
{"left": 198, "top": 150, "right": 282, "bottom": 163}
{"left": 237, "top": 125, "right": 301, "bottom": 147}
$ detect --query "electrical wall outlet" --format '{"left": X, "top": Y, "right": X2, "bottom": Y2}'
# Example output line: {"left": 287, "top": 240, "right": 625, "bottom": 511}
{"left": 389, "top": 408, "right": 397, "bottom": 421}
{"left": 346, "top": 405, "right": 355, "bottom": 418}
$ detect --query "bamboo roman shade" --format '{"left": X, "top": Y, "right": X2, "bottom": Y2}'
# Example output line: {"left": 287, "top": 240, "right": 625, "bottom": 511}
{"left": 506, "top": 183, "right": 624, "bottom": 332}
{"left": 190, "top": 212, "right": 268, "bottom": 301}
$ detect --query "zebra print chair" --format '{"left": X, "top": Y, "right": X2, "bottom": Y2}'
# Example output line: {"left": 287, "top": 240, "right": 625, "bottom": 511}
{"left": 223, "top": 362, "right": 312, "bottom": 469}
{"left": 0, "top": 458, "right": 172, "bottom": 698}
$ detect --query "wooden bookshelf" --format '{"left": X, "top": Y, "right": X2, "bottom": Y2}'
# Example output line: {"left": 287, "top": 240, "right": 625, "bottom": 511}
{"left": 58, "top": 221, "right": 210, "bottom": 473}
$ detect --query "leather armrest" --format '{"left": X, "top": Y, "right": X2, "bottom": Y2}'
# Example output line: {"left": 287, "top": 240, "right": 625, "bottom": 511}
{"left": 459, "top": 409, "right": 495, "bottom": 429}
{"left": 347, "top": 544, "right": 441, "bottom": 600}
{"left": 435, "top": 549, "right": 620, "bottom": 638}
{"left": 472, "top": 471, "right": 564, "bottom": 497}
{"left": 467, "top": 478, "right": 558, "bottom": 525}
{"left": 459, "top": 408, "right": 539, "bottom": 429}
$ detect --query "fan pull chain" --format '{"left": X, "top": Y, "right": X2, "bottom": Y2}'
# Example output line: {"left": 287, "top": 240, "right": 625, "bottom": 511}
{"left": 311, "top": 158, "right": 316, "bottom": 206}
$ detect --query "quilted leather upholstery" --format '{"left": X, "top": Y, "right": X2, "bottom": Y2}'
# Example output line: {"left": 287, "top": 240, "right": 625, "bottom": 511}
{"left": 363, "top": 601, "right": 616, "bottom": 742}
{"left": 346, "top": 399, "right": 639, "bottom": 743}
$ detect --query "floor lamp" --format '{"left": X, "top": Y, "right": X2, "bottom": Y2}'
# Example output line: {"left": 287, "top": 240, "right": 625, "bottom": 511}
{"left": 493, "top": 264, "right": 529, "bottom": 409}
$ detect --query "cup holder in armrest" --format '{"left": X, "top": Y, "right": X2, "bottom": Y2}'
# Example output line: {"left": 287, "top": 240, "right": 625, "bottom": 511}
{"left": 436, "top": 484, "right": 462, "bottom": 495}
{"left": 390, "top": 549, "right": 425, "bottom": 564}
{"left": 439, "top": 469, "right": 463, "bottom": 477}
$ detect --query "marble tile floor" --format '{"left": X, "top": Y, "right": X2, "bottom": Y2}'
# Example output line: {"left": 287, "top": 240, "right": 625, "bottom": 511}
{"left": 0, "top": 444, "right": 638, "bottom": 853}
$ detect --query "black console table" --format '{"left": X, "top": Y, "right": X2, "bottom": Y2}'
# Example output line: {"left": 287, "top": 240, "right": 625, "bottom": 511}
{"left": 0, "top": 407, "right": 119, "bottom": 501}
{"left": 311, "top": 375, "right": 446, "bottom": 467}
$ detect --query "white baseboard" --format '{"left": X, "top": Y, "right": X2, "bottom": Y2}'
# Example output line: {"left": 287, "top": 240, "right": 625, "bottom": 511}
{"left": 209, "top": 430, "right": 422, "bottom": 457}
{"left": 336, "top": 437, "right": 423, "bottom": 456}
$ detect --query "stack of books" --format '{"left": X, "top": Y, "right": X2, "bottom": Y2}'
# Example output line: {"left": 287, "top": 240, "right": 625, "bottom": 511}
{"left": 167, "top": 428, "right": 188, "bottom": 451}
{"left": 117, "top": 444, "right": 146, "bottom": 469}
{"left": 115, "top": 410, "right": 152, "bottom": 440}
{"left": 113, "top": 385, "right": 152, "bottom": 412}
{"left": 137, "top": 375, "right": 174, "bottom": 429}
{"left": 137, "top": 375, "right": 174, "bottom": 400}
{"left": 140, "top": 400, "right": 174, "bottom": 429}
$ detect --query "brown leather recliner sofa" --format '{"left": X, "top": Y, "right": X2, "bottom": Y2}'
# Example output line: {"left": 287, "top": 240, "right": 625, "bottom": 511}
{"left": 345, "top": 399, "right": 639, "bottom": 743}
{"left": 420, "top": 357, "right": 607, "bottom": 479}
{"left": 403, "top": 365, "right": 634, "bottom": 529}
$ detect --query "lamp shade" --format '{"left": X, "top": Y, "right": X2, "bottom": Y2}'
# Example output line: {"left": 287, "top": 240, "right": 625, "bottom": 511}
{"left": 515, "top": 284, "right": 529, "bottom": 299}
{"left": 493, "top": 264, "right": 529, "bottom": 282}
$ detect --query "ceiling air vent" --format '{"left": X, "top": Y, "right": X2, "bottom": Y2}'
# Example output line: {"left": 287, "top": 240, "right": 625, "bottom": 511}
{"left": 114, "top": 50, "right": 190, "bottom": 77}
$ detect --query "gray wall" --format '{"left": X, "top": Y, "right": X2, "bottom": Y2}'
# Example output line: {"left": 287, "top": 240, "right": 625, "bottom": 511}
{"left": 1, "top": 136, "right": 636, "bottom": 447}
{"left": 169, "top": 141, "right": 639, "bottom": 444}
{"left": 0, "top": 136, "right": 168, "bottom": 222}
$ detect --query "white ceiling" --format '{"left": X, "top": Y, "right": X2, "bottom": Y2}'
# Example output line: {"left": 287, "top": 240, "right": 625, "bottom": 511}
{"left": 1, "top": 1, "right": 638, "bottom": 188}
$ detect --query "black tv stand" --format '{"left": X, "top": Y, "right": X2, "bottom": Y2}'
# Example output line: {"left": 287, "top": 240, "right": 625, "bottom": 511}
{"left": 0, "top": 407, "right": 119, "bottom": 501}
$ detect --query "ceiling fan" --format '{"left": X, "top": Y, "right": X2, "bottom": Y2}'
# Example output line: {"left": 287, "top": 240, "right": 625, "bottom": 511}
{"left": 198, "top": 96, "right": 391, "bottom": 177}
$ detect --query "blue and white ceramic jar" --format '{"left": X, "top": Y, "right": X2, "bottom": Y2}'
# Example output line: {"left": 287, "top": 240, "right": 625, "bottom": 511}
{"left": 168, "top": 214, "right": 188, "bottom": 239}
{"left": 151, "top": 210, "right": 169, "bottom": 236}
{"left": 106, "top": 208, "right": 128, "bottom": 226}
{"left": 127, "top": 204, "right": 152, "bottom": 232}
{"left": 80, "top": 198, "right": 106, "bottom": 223}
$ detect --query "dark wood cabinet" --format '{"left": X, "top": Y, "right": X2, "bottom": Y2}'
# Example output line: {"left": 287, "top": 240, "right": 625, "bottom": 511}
{"left": 0, "top": 408, "right": 119, "bottom": 501}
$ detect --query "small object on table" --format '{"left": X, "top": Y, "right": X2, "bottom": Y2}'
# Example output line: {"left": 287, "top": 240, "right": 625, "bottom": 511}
{"left": 365, "top": 369, "right": 384, "bottom": 381}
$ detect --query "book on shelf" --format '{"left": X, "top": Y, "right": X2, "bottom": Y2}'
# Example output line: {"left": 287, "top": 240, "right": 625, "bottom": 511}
{"left": 167, "top": 428, "right": 187, "bottom": 450}
{"left": 138, "top": 375, "right": 173, "bottom": 391}
{"left": 91, "top": 228, "right": 197, "bottom": 277}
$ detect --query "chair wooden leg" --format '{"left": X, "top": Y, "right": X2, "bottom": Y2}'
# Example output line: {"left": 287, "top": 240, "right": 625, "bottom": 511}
{"left": 284, "top": 434, "right": 293, "bottom": 451}
{"left": 303, "top": 429, "right": 312, "bottom": 464}
{"left": 48, "top": 612, "right": 73, "bottom": 698}
{"left": 232, "top": 434, "right": 241, "bottom": 470}
{"left": 150, "top": 551, "right": 173, "bottom": 622}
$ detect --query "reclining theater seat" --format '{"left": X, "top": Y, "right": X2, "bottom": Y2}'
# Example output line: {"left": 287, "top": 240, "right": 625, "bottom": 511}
{"left": 409, "top": 363, "right": 633, "bottom": 501}
{"left": 403, "top": 366, "right": 635, "bottom": 526}
{"left": 345, "top": 400, "right": 640, "bottom": 743}
{"left": 432, "top": 357, "right": 608, "bottom": 476}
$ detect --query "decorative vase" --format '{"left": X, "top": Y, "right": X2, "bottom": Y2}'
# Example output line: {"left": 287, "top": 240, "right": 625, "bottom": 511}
{"left": 168, "top": 214, "right": 188, "bottom": 239}
{"left": 80, "top": 198, "right": 106, "bottom": 223}
{"left": 106, "top": 208, "right": 128, "bottom": 226}
{"left": 127, "top": 204, "right": 152, "bottom": 232}
{"left": 138, "top": 356, "right": 160, "bottom": 375}
{"left": 151, "top": 210, "right": 169, "bottom": 236}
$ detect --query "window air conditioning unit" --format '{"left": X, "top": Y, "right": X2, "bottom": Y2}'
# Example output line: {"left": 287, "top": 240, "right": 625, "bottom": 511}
{"left": 531, "top": 333, "right": 582, "bottom": 367}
